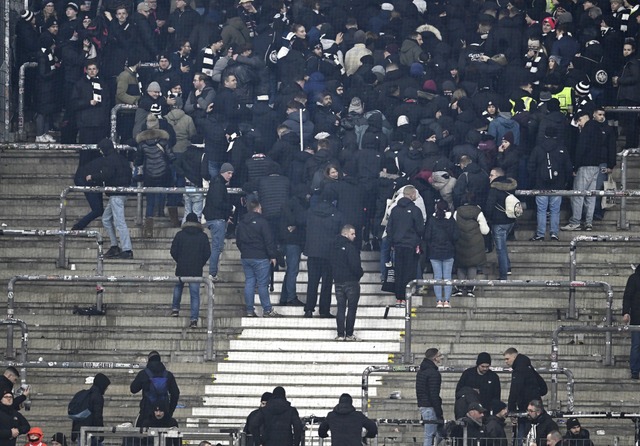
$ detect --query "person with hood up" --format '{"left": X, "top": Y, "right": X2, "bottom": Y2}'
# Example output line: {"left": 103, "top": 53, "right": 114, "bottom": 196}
{"left": 318, "top": 393, "right": 378, "bottom": 445}
{"left": 24, "top": 427, "right": 46, "bottom": 446}
{"left": 70, "top": 373, "right": 110, "bottom": 443}
{"left": 249, "top": 386, "right": 303, "bottom": 446}
{"left": 130, "top": 351, "right": 180, "bottom": 427}
{"left": 485, "top": 167, "right": 518, "bottom": 280}
{"left": 49, "top": 433, "right": 67, "bottom": 446}
{"left": 0, "top": 390, "right": 30, "bottom": 446}
{"left": 487, "top": 111, "right": 521, "bottom": 147}
{"left": 170, "top": 212, "right": 210, "bottom": 328}
{"left": 415, "top": 348, "right": 443, "bottom": 446}
{"left": 400, "top": 32, "right": 425, "bottom": 67}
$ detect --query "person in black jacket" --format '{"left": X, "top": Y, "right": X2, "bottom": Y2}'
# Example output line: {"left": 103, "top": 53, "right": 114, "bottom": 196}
{"left": 450, "top": 402, "right": 487, "bottom": 446}
{"left": 244, "top": 392, "right": 271, "bottom": 446}
{"left": 304, "top": 188, "right": 343, "bottom": 318}
{"left": 622, "top": 266, "right": 640, "bottom": 379}
{"left": 330, "top": 225, "right": 364, "bottom": 341}
{"left": 203, "top": 163, "right": 234, "bottom": 282}
{"left": 484, "top": 400, "right": 508, "bottom": 446}
{"left": 85, "top": 138, "right": 133, "bottom": 259}
{"left": 425, "top": 200, "right": 458, "bottom": 308}
{"left": 523, "top": 400, "right": 559, "bottom": 446}
{"left": 563, "top": 418, "right": 594, "bottom": 446}
{"left": 485, "top": 168, "right": 517, "bottom": 280}
{"left": 455, "top": 352, "right": 501, "bottom": 410}
{"left": 171, "top": 212, "right": 210, "bottom": 328}
{"left": 173, "top": 143, "right": 205, "bottom": 223}
{"left": 279, "top": 191, "right": 308, "bottom": 307}
{"left": 0, "top": 368, "right": 29, "bottom": 411}
{"left": 0, "top": 390, "right": 30, "bottom": 446}
{"left": 250, "top": 386, "right": 303, "bottom": 446}
{"left": 415, "top": 348, "right": 443, "bottom": 446}
{"left": 139, "top": 401, "right": 179, "bottom": 446}
{"left": 130, "top": 351, "right": 180, "bottom": 427}
{"left": 236, "top": 200, "right": 281, "bottom": 318}
{"left": 318, "top": 393, "right": 378, "bottom": 444}
{"left": 70, "top": 373, "right": 110, "bottom": 443}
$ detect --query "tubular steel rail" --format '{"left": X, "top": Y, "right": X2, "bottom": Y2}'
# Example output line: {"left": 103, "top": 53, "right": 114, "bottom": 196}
{"left": 80, "top": 426, "right": 241, "bottom": 446}
{"left": 405, "top": 279, "right": 614, "bottom": 364}
{"left": 17, "top": 62, "right": 37, "bottom": 141}
{"left": 58, "top": 186, "right": 244, "bottom": 266}
{"left": 6, "top": 275, "right": 216, "bottom": 360}
{"left": 110, "top": 104, "right": 138, "bottom": 142}
{"left": 0, "top": 319, "right": 28, "bottom": 372}
{"left": 617, "top": 148, "right": 640, "bottom": 229}
{"left": 361, "top": 365, "right": 575, "bottom": 416}
{"left": 568, "top": 235, "right": 640, "bottom": 319}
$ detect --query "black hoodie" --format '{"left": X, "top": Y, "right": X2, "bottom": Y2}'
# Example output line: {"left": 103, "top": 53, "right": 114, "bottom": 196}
{"left": 318, "top": 393, "right": 378, "bottom": 445}
{"left": 252, "top": 396, "right": 303, "bottom": 446}
{"left": 507, "top": 353, "right": 543, "bottom": 412}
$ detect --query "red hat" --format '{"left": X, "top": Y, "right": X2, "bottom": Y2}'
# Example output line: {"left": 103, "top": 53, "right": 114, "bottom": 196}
{"left": 542, "top": 17, "right": 556, "bottom": 29}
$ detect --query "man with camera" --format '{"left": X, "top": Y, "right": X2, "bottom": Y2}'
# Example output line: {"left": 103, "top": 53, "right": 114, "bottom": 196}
{"left": 0, "top": 367, "right": 31, "bottom": 411}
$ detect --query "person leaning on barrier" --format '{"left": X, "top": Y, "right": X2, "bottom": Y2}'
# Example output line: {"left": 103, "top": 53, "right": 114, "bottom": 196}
{"left": 524, "top": 400, "right": 559, "bottom": 446}
{"left": 318, "top": 393, "right": 378, "bottom": 446}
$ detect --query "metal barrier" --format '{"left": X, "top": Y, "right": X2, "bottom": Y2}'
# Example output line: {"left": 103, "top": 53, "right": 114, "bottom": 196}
{"left": 58, "top": 185, "right": 244, "bottom": 266}
{"left": 80, "top": 426, "right": 240, "bottom": 446}
{"left": 0, "top": 228, "right": 105, "bottom": 273}
{"left": 0, "top": 142, "right": 135, "bottom": 150}
{"left": 361, "top": 365, "right": 575, "bottom": 415}
{"left": 617, "top": 148, "right": 640, "bottom": 229}
{"left": 404, "top": 279, "right": 614, "bottom": 364}
{"left": 0, "top": 318, "right": 28, "bottom": 371}
{"left": 110, "top": 104, "right": 138, "bottom": 142}
{"left": 568, "top": 234, "right": 640, "bottom": 319}
{"left": 514, "top": 189, "right": 640, "bottom": 230}
{"left": 17, "top": 62, "right": 37, "bottom": 141}
{"left": 6, "top": 275, "right": 216, "bottom": 360}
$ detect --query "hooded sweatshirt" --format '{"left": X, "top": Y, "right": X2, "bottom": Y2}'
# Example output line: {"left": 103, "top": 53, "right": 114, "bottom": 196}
{"left": 318, "top": 394, "right": 378, "bottom": 445}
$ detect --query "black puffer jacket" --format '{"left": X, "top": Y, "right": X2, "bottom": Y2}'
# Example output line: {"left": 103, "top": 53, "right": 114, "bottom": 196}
{"left": 507, "top": 353, "right": 543, "bottom": 412}
{"left": 236, "top": 211, "right": 278, "bottom": 260}
{"left": 415, "top": 358, "right": 443, "bottom": 418}
{"left": 0, "top": 399, "right": 30, "bottom": 446}
{"left": 257, "top": 174, "right": 290, "bottom": 219}
{"left": 425, "top": 214, "right": 457, "bottom": 260}
{"left": 135, "top": 129, "right": 173, "bottom": 186}
{"left": 485, "top": 176, "right": 518, "bottom": 225}
{"left": 170, "top": 222, "right": 210, "bottom": 277}
{"left": 318, "top": 394, "right": 378, "bottom": 445}
{"left": 331, "top": 234, "right": 364, "bottom": 284}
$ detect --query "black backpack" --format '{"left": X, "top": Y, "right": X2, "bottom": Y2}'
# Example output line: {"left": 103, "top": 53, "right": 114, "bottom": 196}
{"left": 68, "top": 389, "right": 92, "bottom": 421}
{"left": 540, "top": 148, "right": 566, "bottom": 186}
{"left": 145, "top": 369, "right": 169, "bottom": 405}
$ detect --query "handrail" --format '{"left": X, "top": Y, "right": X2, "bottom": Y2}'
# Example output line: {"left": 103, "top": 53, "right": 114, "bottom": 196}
{"left": 110, "top": 104, "right": 138, "bottom": 142}
{"left": 361, "top": 365, "right": 574, "bottom": 416}
{"left": 405, "top": 280, "right": 614, "bottom": 364}
{"left": 0, "top": 319, "right": 28, "bottom": 373}
{"left": 17, "top": 62, "right": 37, "bottom": 141}
{"left": 568, "top": 235, "right": 640, "bottom": 318}
{"left": 617, "top": 148, "right": 640, "bottom": 229}
{"left": 0, "top": 143, "right": 136, "bottom": 150}
{"left": 0, "top": 228, "right": 104, "bottom": 273}
{"left": 80, "top": 426, "right": 241, "bottom": 446}
{"left": 59, "top": 185, "right": 244, "bottom": 265}
{"left": 7, "top": 275, "right": 216, "bottom": 360}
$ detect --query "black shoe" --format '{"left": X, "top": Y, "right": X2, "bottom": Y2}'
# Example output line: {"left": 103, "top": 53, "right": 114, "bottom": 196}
{"left": 287, "top": 298, "right": 305, "bottom": 306}
{"left": 118, "top": 250, "right": 133, "bottom": 259}
{"left": 319, "top": 313, "right": 335, "bottom": 318}
{"left": 550, "top": 234, "right": 560, "bottom": 241}
{"left": 303, "top": 311, "right": 313, "bottom": 318}
{"left": 632, "top": 373, "right": 639, "bottom": 380}
{"left": 189, "top": 319, "right": 197, "bottom": 328}
{"left": 104, "top": 246, "right": 121, "bottom": 258}
{"left": 529, "top": 235, "right": 545, "bottom": 241}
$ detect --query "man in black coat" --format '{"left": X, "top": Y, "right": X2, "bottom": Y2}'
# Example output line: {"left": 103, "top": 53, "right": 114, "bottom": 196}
{"left": 623, "top": 266, "right": 640, "bottom": 379}
{"left": 203, "top": 163, "right": 234, "bottom": 282}
{"left": 244, "top": 392, "right": 271, "bottom": 446}
{"left": 523, "top": 400, "right": 559, "bottom": 446}
{"left": 170, "top": 212, "right": 210, "bottom": 328}
{"left": 71, "top": 373, "right": 110, "bottom": 442}
{"left": 453, "top": 155, "right": 490, "bottom": 208}
{"left": 250, "top": 386, "right": 303, "bottom": 446}
{"left": 279, "top": 191, "right": 308, "bottom": 307}
{"left": 236, "top": 200, "right": 281, "bottom": 318}
{"left": 330, "top": 225, "right": 364, "bottom": 341}
{"left": 450, "top": 402, "right": 488, "bottom": 446}
{"left": 0, "top": 367, "right": 29, "bottom": 411}
{"left": 318, "top": 393, "right": 378, "bottom": 444}
{"left": 303, "top": 188, "right": 343, "bottom": 318}
{"left": 455, "top": 352, "right": 501, "bottom": 410}
{"left": 130, "top": 351, "right": 180, "bottom": 427}
{"left": 415, "top": 348, "right": 443, "bottom": 446}
{"left": 139, "top": 401, "right": 179, "bottom": 446}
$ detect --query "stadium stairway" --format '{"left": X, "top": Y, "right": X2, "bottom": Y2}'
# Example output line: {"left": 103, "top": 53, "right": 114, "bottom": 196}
{"left": 1, "top": 148, "right": 640, "bottom": 445}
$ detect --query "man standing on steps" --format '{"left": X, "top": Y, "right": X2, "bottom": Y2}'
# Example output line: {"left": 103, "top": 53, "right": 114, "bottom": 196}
{"left": 204, "top": 162, "right": 234, "bottom": 283}
{"left": 171, "top": 212, "right": 211, "bottom": 328}
{"left": 250, "top": 386, "right": 303, "bottom": 446}
{"left": 416, "top": 348, "right": 443, "bottom": 446}
{"left": 130, "top": 351, "right": 180, "bottom": 427}
{"left": 318, "top": 393, "right": 378, "bottom": 444}
{"left": 330, "top": 224, "right": 364, "bottom": 341}
{"left": 622, "top": 265, "right": 640, "bottom": 379}
{"left": 455, "top": 352, "right": 501, "bottom": 409}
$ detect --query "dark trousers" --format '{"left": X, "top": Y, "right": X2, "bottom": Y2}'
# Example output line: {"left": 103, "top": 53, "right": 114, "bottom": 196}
{"left": 394, "top": 246, "right": 419, "bottom": 301}
{"left": 304, "top": 256, "right": 333, "bottom": 314}
{"left": 335, "top": 281, "right": 360, "bottom": 337}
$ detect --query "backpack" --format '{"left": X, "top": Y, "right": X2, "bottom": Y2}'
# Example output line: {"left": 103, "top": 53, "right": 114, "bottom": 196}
{"left": 145, "top": 369, "right": 169, "bottom": 405}
{"left": 533, "top": 367, "right": 548, "bottom": 396}
{"left": 68, "top": 389, "right": 92, "bottom": 421}
{"left": 540, "top": 149, "right": 565, "bottom": 186}
{"left": 498, "top": 192, "right": 523, "bottom": 219}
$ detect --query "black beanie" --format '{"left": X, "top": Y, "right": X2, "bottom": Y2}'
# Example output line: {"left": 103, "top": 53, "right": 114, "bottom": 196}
{"left": 261, "top": 392, "right": 272, "bottom": 402}
{"left": 148, "top": 350, "right": 161, "bottom": 361}
{"left": 51, "top": 433, "right": 68, "bottom": 446}
{"left": 272, "top": 386, "right": 286, "bottom": 399}
{"left": 490, "top": 400, "right": 507, "bottom": 415}
{"left": 567, "top": 418, "right": 581, "bottom": 429}
{"left": 476, "top": 352, "right": 492, "bottom": 365}
{"left": 186, "top": 212, "right": 198, "bottom": 223}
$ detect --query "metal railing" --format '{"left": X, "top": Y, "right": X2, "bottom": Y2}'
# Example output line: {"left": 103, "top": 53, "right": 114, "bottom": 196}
{"left": 361, "top": 365, "right": 575, "bottom": 415}
{"left": 58, "top": 185, "right": 244, "bottom": 266}
{"left": 0, "top": 228, "right": 104, "bottom": 273}
{"left": 6, "top": 275, "right": 216, "bottom": 360}
{"left": 568, "top": 234, "right": 640, "bottom": 318}
{"left": 110, "top": 104, "right": 138, "bottom": 142}
{"left": 0, "top": 318, "right": 28, "bottom": 371}
{"left": 17, "top": 62, "right": 37, "bottom": 141}
{"left": 617, "top": 148, "right": 640, "bottom": 229}
{"left": 404, "top": 279, "right": 614, "bottom": 364}
{"left": 80, "top": 426, "right": 240, "bottom": 446}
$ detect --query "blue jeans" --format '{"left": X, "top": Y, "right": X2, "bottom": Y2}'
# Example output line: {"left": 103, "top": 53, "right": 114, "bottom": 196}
{"left": 102, "top": 195, "right": 132, "bottom": 251}
{"left": 145, "top": 192, "right": 165, "bottom": 218}
{"left": 569, "top": 165, "right": 599, "bottom": 226}
{"left": 430, "top": 258, "right": 454, "bottom": 301}
{"left": 492, "top": 223, "right": 514, "bottom": 280}
{"left": 535, "top": 195, "right": 562, "bottom": 237}
{"left": 242, "top": 258, "right": 273, "bottom": 313}
{"left": 183, "top": 193, "right": 204, "bottom": 223}
{"left": 631, "top": 331, "right": 640, "bottom": 375}
{"left": 172, "top": 280, "right": 200, "bottom": 321}
{"left": 206, "top": 219, "right": 226, "bottom": 276}
{"left": 208, "top": 160, "right": 222, "bottom": 180}
{"left": 419, "top": 406, "right": 438, "bottom": 446}
{"left": 335, "top": 281, "right": 360, "bottom": 337}
{"left": 280, "top": 244, "right": 301, "bottom": 303}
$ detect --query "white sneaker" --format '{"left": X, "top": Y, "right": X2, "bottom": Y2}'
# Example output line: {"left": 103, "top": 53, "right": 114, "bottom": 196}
{"left": 44, "top": 133, "right": 56, "bottom": 142}
{"left": 561, "top": 223, "right": 582, "bottom": 231}
{"left": 35, "top": 135, "right": 49, "bottom": 143}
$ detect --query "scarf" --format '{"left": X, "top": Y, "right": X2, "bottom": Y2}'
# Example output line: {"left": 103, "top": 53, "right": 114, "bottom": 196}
{"left": 88, "top": 75, "right": 102, "bottom": 102}
{"left": 41, "top": 47, "right": 57, "bottom": 72}
{"left": 201, "top": 47, "right": 215, "bottom": 78}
